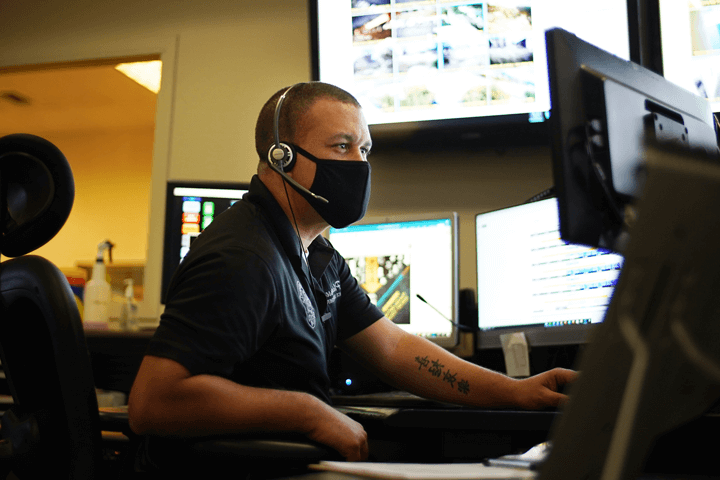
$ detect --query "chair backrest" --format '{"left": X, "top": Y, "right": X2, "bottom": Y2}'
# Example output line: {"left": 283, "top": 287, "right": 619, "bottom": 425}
{"left": 0, "top": 134, "right": 101, "bottom": 479}
{"left": 0, "top": 133, "right": 74, "bottom": 258}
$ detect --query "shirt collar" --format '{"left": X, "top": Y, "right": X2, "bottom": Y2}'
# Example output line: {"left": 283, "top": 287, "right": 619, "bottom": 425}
{"left": 308, "top": 236, "right": 334, "bottom": 279}
{"left": 245, "top": 175, "right": 334, "bottom": 279}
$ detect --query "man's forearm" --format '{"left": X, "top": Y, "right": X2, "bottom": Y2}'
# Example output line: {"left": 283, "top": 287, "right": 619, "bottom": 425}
{"left": 373, "top": 332, "right": 521, "bottom": 408}
{"left": 342, "top": 319, "right": 573, "bottom": 410}
{"left": 128, "top": 355, "right": 370, "bottom": 460}
{"left": 130, "top": 376, "right": 318, "bottom": 437}
{"left": 128, "top": 355, "right": 335, "bottom": 439}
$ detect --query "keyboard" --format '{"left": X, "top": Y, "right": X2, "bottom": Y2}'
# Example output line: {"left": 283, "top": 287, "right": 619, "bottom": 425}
{"left": 332, "top": 390, "right": 460, "bottom": 409}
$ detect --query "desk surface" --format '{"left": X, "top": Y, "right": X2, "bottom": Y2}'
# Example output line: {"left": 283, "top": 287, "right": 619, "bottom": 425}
{"left": 98, "top": 405, "right": 720, "bottom": 478}
{"left": 99, "top": 401, "right": 557, "bottom": 466}
{"left": 333, "top": 391, "right": 559, "bottom": 432}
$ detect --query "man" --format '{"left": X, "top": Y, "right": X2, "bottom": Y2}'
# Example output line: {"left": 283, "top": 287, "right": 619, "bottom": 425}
{"left": 128, "top": 82, "right": 574, "bottom": 462}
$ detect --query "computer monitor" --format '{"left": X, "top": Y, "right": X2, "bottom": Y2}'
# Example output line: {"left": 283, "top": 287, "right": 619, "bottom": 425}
{"left": 161, "top": 181, "right": 249, "bottom": 303}
{"left": 475, "top": 197, "right": 623, "bottom": 349}
{"left": 310, "top": 0, "right": 632, "bottom": 148}
{"left": 538, "top": 28, "right": 720, "bottom": 480}
{"left": 546, "top": 26, "right": 719, "bottom": 251}
{"left": 659, "top": 0, "right": 720, "bottom": 115}
{"left": 328, "top": 213, "right": 459, "bottom": 348}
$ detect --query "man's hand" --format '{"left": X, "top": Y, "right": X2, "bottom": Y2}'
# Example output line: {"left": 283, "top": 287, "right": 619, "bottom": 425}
{"left": 513, "top": 368, "right": 577, "bottom": 409}
{"left": 305, "top": 402, "right": 369, "bottom": 461}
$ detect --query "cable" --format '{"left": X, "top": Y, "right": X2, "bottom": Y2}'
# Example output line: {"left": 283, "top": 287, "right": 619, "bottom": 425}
{"left": 524, "top": 187, "right": 555, "bottom": 204}
{"left": 282, "top": 179, "right": 309, "bottom": 268}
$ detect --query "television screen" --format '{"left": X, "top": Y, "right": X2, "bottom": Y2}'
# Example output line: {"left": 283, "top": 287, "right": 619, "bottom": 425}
{"left": 161, "top": 181, "right": 250, "bottom": 303}
{"left": 476, "top": 198, "right": 624, "bottom": 349}
{"left": 659, "top": 0, "right": 720, "bottom": 114}
{"left": 310, "top": 0, "right": 631, "bottom": 146}
{"left": 328, "top": 213, "right": 459, "bottom": 347}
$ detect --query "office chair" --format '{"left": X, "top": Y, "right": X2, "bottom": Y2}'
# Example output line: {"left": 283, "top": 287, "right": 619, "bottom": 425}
{"left": 0, "top": 133, "right": 103, "bottom": 479}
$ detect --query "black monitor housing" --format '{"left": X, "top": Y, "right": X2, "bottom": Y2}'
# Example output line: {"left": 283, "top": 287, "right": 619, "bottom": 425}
{"left": 539, "top": 27, "right": 720, "bottom": 480}
{"left": 547, "top": 27, "right": 719, "bottom": 252}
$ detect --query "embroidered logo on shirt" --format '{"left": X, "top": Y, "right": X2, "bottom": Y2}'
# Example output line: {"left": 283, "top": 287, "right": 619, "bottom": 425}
{"left": 297, "top": 280, "right": 316, "bottom": 328}
{"left": 325, "top": 280, "right": 342, "bottom": 305}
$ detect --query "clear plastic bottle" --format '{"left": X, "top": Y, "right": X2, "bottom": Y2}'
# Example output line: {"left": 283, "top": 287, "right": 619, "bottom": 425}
{"left": 83, "top": 240, "right": 114, "bottom": 329}
{"left": 119, "top": 278, "right": 139, "bottom": 332}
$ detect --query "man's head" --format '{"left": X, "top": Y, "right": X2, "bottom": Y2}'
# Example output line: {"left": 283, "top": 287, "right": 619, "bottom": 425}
{"left": 255, "top": 82, "right": 362, "bottom": 167}
{"left": 255, "top": 82, "right": 373, "bottom": 231}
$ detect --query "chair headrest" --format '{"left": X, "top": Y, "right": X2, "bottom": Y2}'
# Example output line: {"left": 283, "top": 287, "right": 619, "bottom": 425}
{"left": 0, "top": 134, "right": 74, "bottom": 257}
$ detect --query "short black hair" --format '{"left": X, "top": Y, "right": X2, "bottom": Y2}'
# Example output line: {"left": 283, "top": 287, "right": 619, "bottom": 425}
{"left": 255, "top": 82, "right": 361, "bottom": 162}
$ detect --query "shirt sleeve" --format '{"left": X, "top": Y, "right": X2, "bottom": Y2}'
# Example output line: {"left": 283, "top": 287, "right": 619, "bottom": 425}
{"left": 146, "top": 247, "right": 280, "bottom": 377}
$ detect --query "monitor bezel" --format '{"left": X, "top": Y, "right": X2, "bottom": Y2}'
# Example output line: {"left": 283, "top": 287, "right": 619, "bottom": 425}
{"left": 328, "top": 211, "right": 460, "bottom": 348}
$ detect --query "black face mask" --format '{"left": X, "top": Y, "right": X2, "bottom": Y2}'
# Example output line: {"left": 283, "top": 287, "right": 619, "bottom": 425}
{"left": 289, "top": 145, "right": 371, "bottom": 228}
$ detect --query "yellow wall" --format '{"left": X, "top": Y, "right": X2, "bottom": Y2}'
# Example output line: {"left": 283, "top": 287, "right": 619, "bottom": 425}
{"left": 1, "top": 0, "right": 313, "bottom": 318}
{"left": 0, "top": 0, "right": 553, "bottom": 318}
{"left": 27, "top": 128, "right": 155, "bottom": 268}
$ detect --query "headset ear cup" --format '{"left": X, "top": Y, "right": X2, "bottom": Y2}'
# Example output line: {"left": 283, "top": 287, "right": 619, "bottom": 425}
{"left": 267, "top": 142, "right": 296, "bottom": 172}
{"left": 280, "top": 142, "right": 296, "bottom": 172}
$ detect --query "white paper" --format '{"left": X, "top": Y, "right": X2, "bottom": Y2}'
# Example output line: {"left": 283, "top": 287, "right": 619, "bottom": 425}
{"left": 309, "top": 461, "right": 537, "bottom": 480}
{"left": 500, "top": 332, "right": 531, "bottom": 378}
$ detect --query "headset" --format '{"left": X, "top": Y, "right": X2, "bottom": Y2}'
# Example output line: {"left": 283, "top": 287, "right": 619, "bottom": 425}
{"left": 266, "top": 84, "right": 328, "bottom": 204}
{"left": 268, "top": 85, "right": 298, "bottom": 172}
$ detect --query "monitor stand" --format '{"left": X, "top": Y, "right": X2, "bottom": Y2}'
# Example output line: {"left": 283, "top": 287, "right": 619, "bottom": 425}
{"left": 539, "top": 144, "right": 720, "bottom": 480}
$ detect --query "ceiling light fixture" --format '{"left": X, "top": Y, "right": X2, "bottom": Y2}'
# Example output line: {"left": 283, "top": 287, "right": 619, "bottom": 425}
{"left": 115, "top": 60, "right": 162, "bottom": 94}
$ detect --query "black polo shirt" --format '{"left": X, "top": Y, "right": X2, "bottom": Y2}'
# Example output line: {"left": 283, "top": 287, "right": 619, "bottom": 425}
{"left": 146, "top": 175, "right": 383, "bottom": 403}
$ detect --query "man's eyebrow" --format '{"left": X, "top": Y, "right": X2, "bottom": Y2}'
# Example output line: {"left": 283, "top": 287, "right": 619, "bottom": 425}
{"left": 328, "top": 133, "right": 356, "bottom": 143}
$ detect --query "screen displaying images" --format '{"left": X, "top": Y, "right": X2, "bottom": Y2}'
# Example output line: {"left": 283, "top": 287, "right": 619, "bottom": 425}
{"left": 314, "top": 0, "right": 630, "bottom": 127}
{"left": 329, "top": 213, "right": 459, "bottom": 347}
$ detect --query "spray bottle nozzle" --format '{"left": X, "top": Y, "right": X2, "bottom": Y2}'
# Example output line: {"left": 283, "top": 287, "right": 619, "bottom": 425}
{"left": 96, "top": 240, "right": 115, "bottom": 263}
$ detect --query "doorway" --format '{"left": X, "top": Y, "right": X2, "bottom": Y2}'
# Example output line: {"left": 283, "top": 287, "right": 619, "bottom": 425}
{"left": 0, "top": 57, "right": 160, "bottom": 300}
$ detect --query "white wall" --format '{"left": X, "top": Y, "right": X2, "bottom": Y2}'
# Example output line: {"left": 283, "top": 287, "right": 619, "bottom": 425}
{"left": 0, "top": 0, "right": 553, "bottom": 318}
{"left": 366, "top": 145, "right": 552, "bottom": 291}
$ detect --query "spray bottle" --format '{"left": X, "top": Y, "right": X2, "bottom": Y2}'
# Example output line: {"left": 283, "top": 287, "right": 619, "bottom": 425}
{"left": 83, "top": 240, "right": 114, "bottom": 329}
{"left": 119, "top": 278, "right": 139, "bottom": 332}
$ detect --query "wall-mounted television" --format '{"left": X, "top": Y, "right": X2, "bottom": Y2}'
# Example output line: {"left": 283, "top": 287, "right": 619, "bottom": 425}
{"left": 161, "top": 181, "right": 250, "bottom": 303}
{"left": 309, "top": 0, "right": 632, "bottom": 148}
{"left": 328, "top": 212, "right": 460, "bottom": 348}
{"left": 659, "top": 0, "right": 720, "bottom": 116}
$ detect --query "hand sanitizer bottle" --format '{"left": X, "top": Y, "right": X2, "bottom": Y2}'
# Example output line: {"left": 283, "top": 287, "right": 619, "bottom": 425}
{"left": 119, "top": 278, "right": 139, "bottom": 332}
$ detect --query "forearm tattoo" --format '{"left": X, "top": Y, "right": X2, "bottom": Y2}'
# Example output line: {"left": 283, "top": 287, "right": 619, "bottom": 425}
{"left": 414, "top": 355, "right": 470, "bottom": 394}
